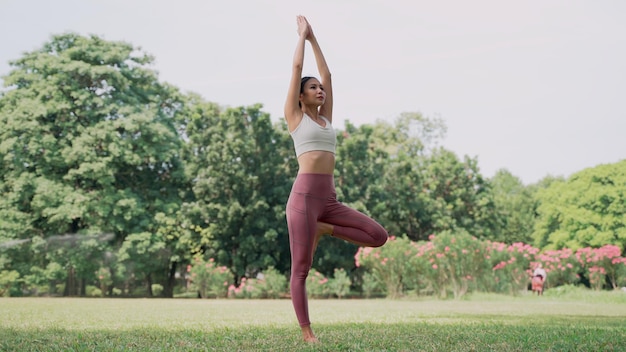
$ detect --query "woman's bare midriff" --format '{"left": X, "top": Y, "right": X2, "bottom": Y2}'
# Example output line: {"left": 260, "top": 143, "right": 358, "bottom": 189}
{"left": 297, "top": 151, "right": 335, "bottom": 174}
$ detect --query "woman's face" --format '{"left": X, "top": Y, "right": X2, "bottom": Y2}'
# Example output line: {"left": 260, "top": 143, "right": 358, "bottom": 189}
{"left": 300, "top": 78, "right": 326, "bottom": 106}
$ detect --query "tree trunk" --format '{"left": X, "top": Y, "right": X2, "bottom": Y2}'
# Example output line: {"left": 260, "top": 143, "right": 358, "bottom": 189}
{"left": 64, "top": 266, "right": 76, "bottom": 296}
{"left": 146, "top": 274, "right": 153, "bottom": 297}
{"left": 163, "top": 261, "right": 177, "bottom": 298}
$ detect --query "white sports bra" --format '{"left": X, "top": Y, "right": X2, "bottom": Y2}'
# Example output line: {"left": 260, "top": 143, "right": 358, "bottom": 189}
{"left": 289, "top": 114, "right": 336, "bottom": 157}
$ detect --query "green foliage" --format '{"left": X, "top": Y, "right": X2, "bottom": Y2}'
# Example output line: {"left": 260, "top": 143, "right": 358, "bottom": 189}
{"left": 532, "top": 160, "right": 626, "bottom": 250}
{"left": 356, "top": 236, "right": 420, "bottom": 298}
{"left": 0, "top": 270, "right": 20, "bottom": 297}
{"left": 360, "top": 271, "right": 383, "bottom": 298}
{"left": 575, "top": 245, "right": 625, "bottom": 290}
{"left": 188, "top": 257, "right": 233, "bottom": 298}
{"left": 487, "top": 241, "right": 539, "bottom": 295}
{"left": 2, "top": 31, "right": 622, "bottom": 299}
{"left": 306, "top": 269, "right": 329, "bottom": 298}
{"left": 328, "top": 268, "right": 351, "bottom": 298}
{"left": 0, "top": 33, "right": 187, "bottom": 296}
{"left": 228, "top": 267, "right": 288, "bottom": 299}
{"left": 421, "top": 149, "right": 499, "bottom": 240}
{"left": 257, "top": 267, "right": 288, "bottom": 299}
{"left": 85, "top": 285, "right": 101, "bottom": 297}
{"left": 151, "top": 284, "right": 164, "bottom": 297}
{"left": 424, "top": 231, "right": 490, "bottom": 298}
{"left": 355, "top": 233, "right": 626, "bottom": 298}
{"left": 490, "top": 169, "right": 536, "bottom": 243}
{"left": 534, "top": 248, "right": 581, "bottom": 288}
{"left": 180, "top": 99, "right": 295, "bottom": 281}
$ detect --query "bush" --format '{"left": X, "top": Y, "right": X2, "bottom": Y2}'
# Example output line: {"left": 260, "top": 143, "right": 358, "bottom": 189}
{"left": 487, "top": 241, "right": 539, "bottom": 295}
{"left": 151, "top": 284, "right": 164, "bottom": 297}
{"left": 228, "top": 277, "right": 262, "bottom": 299}
{"left": 256, "top": 267, "right": 287, "bottom": 298}
{"left": 423, "top": 231, "right": 490, "bottom": 298}
{"left": 535, "top": 248, "right": 581, "bottom": 288}
{"left": 576, "top": 245, "right": 625, "bottom": 290}
{"left": 85, "top": 285, "right": 101, "bottom": 297}
{"left": 0, "top": 270, "right": 20, "bottom": 297}
{"left": 361, "top": 271, "right": 383, "bottom": 298}
{"left": 228, "top": 267, "right": 288, "bottom": 299}
{"left": 306, "top": 269, "right": 328, "bottom": 298}
{"left": 328, "top": 268, "right": 351, "bottom": 298}
{"left": 355, "top": 236, "right": 420, "bottom": 298}
{"left": 188, "top": 257, "right": 233, "bottom": 298}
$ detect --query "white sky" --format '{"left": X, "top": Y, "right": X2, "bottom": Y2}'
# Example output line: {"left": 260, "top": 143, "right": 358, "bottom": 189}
{"left": 1, "top": 0, "right": 625, "bottom": 184}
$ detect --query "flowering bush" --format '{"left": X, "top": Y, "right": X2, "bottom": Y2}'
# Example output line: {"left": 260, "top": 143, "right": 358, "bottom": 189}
{"left": 588, "top": 266, "right": 606, "bottom": 290}
{"left": 534, "top": 248, "right": 581, "bottom": 288}
{"left": 188, "top": 257, "right": 233, "bottom": 298}
{"left": 96, "top": 267, "right": 113, "bottom": 297}
{"left": 306, "top": 269, "right": 328, "bottom": 298}
{"left": 360, "top": 271, "right": 382, "bottom": 298}
{"left": 576, "top": 245, "right": 624, "bottom": 290}
{"left": 228, "top": 277, "right": 260, "bottom": 298}
{"left": 423, "top": 231, "right": 489, "bottom": 298}
{"left": 355, "top": 236, "right": 421, "bottom": 298}
{"left": 256, "top": 267, "right": 287, "bottom": 298}
{"left": 228, "top": 267, "right": 287, "bottom": 299}
{"left": 328, "top": 268, "right": 351, "bottom": 298}
{"left": 487, "top": 241, "right": 539, "bottom": 295}
{"left": 356, "top": 234, "right": 626, "bottom": 298}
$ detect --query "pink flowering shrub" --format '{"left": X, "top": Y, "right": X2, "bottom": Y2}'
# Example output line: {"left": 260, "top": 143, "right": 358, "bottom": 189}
{"left": 587, "top": 266, "right": 606, "bottom": 290}
{"left": 422, "top": 231, "right": 489, "bottom": 298}
{"left": 576, "top": 245, "right": 624, "bottom": 290}
{"left": 534, "top": 248, "right": 581, "bottom": 288}
{"left": 188, "top": 256, "right": 233, "bottom": 298}
{"left": 228, "top": 267, "right": 287, "bottom": 299}
{"left": 353, "top": 235, "right": 626, "bottom": 297}
{"left": 355, "top": 236, "right": 421, "bottom": 298}
{"left": 306, "top": 269, "right": 329, "bottom": 298}
{"left": 486, "top": 241, "right": 539, "bottom": 295}
{"left": 228, "top": 277, "right": 260, "bottom": 298}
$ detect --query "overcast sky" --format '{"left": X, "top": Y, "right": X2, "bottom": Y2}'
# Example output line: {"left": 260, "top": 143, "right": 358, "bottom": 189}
{"left": 1, "top": 0, "right": 624, "bottom": 184}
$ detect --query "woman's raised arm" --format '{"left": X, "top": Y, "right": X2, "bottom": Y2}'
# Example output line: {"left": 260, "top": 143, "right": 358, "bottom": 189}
{"left": 306, "top": 21, "right": 333, "bottom": 122}
{"left": 284, "top": 16, "right": 309, "bottom": 130}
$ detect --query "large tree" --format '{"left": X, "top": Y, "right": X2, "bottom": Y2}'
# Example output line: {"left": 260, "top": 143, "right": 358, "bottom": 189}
{"left": 489, "top": 169, "right": 535, "bottom": 244}
{"left": 180, "top": 99, "right": 296, "bottom": 282}
{"left": 0, "top": 33, "right": 186, "bottom": 295}
{"left": 420, "top": 148, "right": 499, "bottom": 240}
{"left": 532, "top": 160, "right": 626, "bottom": 250}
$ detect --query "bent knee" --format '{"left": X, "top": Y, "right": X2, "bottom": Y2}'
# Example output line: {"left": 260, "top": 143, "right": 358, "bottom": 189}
{"left": 371, "top": 230, "right": 388, "bottom": 248}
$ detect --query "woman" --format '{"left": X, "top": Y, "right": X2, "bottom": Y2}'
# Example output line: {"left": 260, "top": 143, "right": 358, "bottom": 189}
{"left": 284, "top": 15, "right": 389, "bottom": 343}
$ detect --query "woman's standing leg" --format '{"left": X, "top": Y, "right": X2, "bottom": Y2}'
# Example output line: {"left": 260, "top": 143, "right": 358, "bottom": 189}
{"left": 286, "top": 175, "right": 330, "bottom": 341}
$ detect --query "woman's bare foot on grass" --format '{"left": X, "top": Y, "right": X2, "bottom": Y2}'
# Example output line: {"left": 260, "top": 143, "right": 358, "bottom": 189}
{"left": 301, "top": 325, "right": 319, "bottom": 343}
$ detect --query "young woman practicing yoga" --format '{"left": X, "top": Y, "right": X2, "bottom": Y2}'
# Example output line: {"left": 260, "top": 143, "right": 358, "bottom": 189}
{"left": 284, "top": 15, "right": 389, "bottom": 343}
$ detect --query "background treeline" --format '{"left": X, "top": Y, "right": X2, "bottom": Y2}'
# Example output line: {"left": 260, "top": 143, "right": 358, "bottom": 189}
{"left": 1, "top": 34, "right": 624, "bottom": 297}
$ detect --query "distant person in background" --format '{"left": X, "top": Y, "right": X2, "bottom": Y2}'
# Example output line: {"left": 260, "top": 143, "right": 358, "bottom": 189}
{"left": 283, "top": 15, "right": 388, "bottom": 343}
{"left": 532, "top": 264, "right": 547, "bottom": 295}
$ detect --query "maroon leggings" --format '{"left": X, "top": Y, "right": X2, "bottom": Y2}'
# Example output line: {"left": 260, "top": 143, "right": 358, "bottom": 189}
{"left": 286, "top": 173, "right": 388, "bottom": 326}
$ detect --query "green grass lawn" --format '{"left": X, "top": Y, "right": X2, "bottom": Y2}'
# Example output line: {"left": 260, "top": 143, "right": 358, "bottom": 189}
{"left": 1, "top": 292, "right": 625, "bottom": 351}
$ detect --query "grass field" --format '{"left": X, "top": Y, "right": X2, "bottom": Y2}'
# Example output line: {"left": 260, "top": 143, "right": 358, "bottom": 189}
{"left": 1, "top": 291, "right": 625, "bottom": 351}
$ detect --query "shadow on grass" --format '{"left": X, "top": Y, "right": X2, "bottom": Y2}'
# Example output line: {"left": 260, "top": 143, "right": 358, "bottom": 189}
{"left": 1, "top": 316, "right": 624, "bottom": 352}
